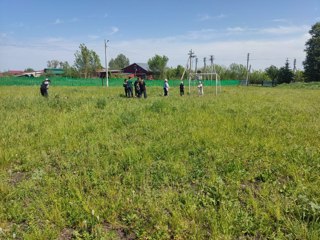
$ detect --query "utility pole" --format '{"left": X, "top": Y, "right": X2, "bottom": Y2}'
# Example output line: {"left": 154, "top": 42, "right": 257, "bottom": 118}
{"left": 188, "top": 49, "right": 195, "bottom": 94}
{"left": 293, "top": 58, "right": 297, "bottom": 82}
{"left": 210, "top": 55, "right": 216, "bottom": 73}
{"left": 188, "top": 49, "right": 195, "bottom": 72}
{"left": 246, "top": 53, "right": 250, "bottom": 86}
{"left": 104, "top": 39, "right": 109, "bottom": 87}
{"left": 195, "top": 57, "right": 198, "bottom": 73}
{"left": 203, "top": 57, "right": 207, "bottom": 70}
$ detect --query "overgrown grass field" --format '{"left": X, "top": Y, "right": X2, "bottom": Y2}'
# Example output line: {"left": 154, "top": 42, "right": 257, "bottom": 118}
{"left": 0, "top": 85, "right": 319, "bottom": 239}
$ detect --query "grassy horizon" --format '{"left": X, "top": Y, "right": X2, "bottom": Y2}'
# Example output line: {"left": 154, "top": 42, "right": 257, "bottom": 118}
{"left": 0, "top": 85, "right": 319, "bottom": 239}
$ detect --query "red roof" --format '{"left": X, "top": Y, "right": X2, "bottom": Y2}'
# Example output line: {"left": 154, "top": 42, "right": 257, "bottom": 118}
{"left": 8, "top": 70, "right": 24, "bottom": 75}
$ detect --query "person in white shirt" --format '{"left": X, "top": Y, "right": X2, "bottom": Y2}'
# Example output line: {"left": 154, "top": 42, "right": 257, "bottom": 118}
{"left": 163, "top": 79, "right": 169, "bottom": 96}
{"left": 198, "top": 81, "right": 203, "bottom": 96}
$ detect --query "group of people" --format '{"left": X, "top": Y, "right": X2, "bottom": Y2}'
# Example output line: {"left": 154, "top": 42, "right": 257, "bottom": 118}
{"left": 41, "top": 77, "right": 203, "bottom": 98}
{"left": 123, "top": 77, "right": 147, "bottom": 98}
{"left": 123, "top": 77, "right": 204, "bottom": 97}
{"left": 163, "top": 79, "right": 203, "bottom": 96}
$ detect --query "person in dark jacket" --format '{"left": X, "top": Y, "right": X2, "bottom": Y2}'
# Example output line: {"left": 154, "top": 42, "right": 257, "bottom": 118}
{"left": 40, "top": 78, "right": 50, "bottom": 97}
{"left": 127, "top": 77, "right": 133, "bottom": 98}
{"left": 139, "top": 78, "right": 147, "bottom": 98}
{"left": 179, "top": 81, "right": 184, "bottom": 96}
{"left": 134, "top": 77, "right": 140, "bottom": 97}
{"left": 123, "top": 79, "right": 128, "bottom": 97}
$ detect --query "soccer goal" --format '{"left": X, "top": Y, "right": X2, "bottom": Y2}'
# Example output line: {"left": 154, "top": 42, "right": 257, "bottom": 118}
{"left": 180, "top": 50, "right": 222, "bottom": 96}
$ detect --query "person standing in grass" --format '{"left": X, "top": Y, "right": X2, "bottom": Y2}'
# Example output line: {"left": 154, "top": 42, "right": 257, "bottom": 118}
{"left": 127, "top": 77, "right": 133, "bottom": 98}
{"left": 139, "top": 78, "right": 147, "bottom": 98}
{"left": 179, "top": 81, "right": 184, "bottom": 96}
{"left": 123, "top": 79, "right": 128, "bottom": 97}
{"left": 198, "top": 81, "right": 204, "bottom": 96}
{"left": 163, "top": 79, "right": 169, "bottom": 96}
{"left": 40, "top": 78, "right": 50, "bottom": 97}
{"left": 134, "top": 77, "right": 140, "bottom": 97}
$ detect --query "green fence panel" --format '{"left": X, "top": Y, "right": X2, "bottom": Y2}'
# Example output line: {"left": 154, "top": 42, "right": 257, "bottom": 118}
{"left": 0, "top": 77, "right": 240, "bottom": 87}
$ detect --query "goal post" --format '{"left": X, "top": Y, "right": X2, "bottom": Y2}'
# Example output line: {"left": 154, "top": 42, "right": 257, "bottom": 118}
{"left": 188, "top": 72, "right": 221, "bottom": 95}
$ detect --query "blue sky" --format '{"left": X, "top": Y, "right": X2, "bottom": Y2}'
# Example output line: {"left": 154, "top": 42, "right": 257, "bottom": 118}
{"left": 0, "top": 0, "right": 319, "bottom": 71}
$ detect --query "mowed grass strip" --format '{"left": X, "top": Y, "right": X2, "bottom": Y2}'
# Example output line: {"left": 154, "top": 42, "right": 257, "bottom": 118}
{"left": 0, "top": 85, "right": 319, "bottom": 239}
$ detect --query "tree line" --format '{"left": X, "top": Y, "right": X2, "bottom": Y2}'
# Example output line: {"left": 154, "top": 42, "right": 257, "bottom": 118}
{"left": 44, "top": 22, "right": 319, "bottom": 83}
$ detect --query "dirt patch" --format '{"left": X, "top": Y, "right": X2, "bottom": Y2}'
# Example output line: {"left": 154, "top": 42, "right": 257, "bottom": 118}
{"left": 103, "top": 223, "right": 136, "bottom": 240}
{"left": 9, "top": 171, "right": 27, "bottom": 185}
{"left": 59, "top": 228, "right": 73, "bottom": 240}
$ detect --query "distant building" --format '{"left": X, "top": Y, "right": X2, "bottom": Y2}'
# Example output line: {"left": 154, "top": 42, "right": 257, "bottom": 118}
{"left": 17, "top": 70, "right": 43, "bottom": 77}
{"left": 122, "top": 63, "right": 153, "bottom": 79}
{"left": 97, "top": 69, "right": 122, "bottom": 78}
{"left": 7, "top": 70, "right": 24, "bottom": 76}
{"left": 44, "top": 68, "right": 64, "bottom": 75}
{"left": 1, "top": 70, "right": 43, "bottom": 77}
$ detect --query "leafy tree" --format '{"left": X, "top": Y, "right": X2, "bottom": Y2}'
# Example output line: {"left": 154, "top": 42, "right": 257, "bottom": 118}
{"left": 74, "top": 44, "right": 102, "bottom": 78}
{"left": 165, "top": 65, "right": 185, "bottom": 79}
{"left": 24, "top": 68, "right": 34, "bottom": 72}
{"left": 294, "top": 70, "right": 305, "bottom": 82}
{"left": 303, "top": 22, "right": 320, "bottom": 82}
{"left": 109, "top": 54, "right": 129, "bottom": 70}
{"left": 60, "top": 61, "right": 79, "bottom": 78}
{"left": 250, "top": 70, "right": 270, "bottom": 84}
{"left": 47, "top": 60, "right": 62, "bottom": 68}
{"left": 174, "top": 65, "right": 185, "bottom": 79}
{"left": 148, "top": 54, "right": 169, "bottom": 79}
{"left": 89, "top": 50, "right": 102, "bottom": 76}
{"left": 214, "top": 65, "right": 228, "bottom": 79}
{"left": 278, "top": 59, "right": 294, "bottom": 84}
{"left": 165, "top": 67, "right": 175, "bottom": 79}
{"left": 225, "top": 63, "right": 247, "bottom": 80}
{"left": 265, "top": 65, "right": 279, "bottom": 82}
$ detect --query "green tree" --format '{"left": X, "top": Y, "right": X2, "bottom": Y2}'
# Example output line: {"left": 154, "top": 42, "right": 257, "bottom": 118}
{"left": 250, "top": 70, "right": 270, "bottom": 84}
{"left": 60, "top": 61, "right": 79, "bottom": 78}
{"left": 265, "top": 65, "right": 279, "bottom": 82}
{"left": 74, "top": 44, "right": 102, "bottom": 78}
{"left": 225, "top": 63, "right": 247, "bottom": 80}
{"left": 294, "top": 70, "right": 305, "bottom": 82}
{"left": 89, "top": 50, "right": 102, "bottom": 76}
{"left": 214, "top": 65, "right": 228, "bottom": 79}
{"left": 109, "top": 54, "right": 129, "bottom": 70}
{"left": 165, "top": 65, "right": 185, "bottom": 79}
{"left": 24, "top": 68, "right": 34, "bottom": 72}
{"left": 148, "top": 54, "right": 169, "bottom": 79}
{"left": 47, "top": 60, "right": 61, "bottom": 68}
{"left": 303, "top": 22, "right": 320, "bottom": 82}
{"left": 278, "top": 59, "right": 294, "bottom": 84}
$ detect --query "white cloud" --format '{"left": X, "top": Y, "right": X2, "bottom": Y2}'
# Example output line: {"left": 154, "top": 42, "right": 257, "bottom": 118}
{"left": 198, "top": 14, "right": 211, "bottom": 21}
{"left": 54, "top": 18, "right": 63, "bottom": 25}
{"left": 198, "top": 13, "right": 226, "bottom": 21}
{"left": 102, "top": 33, "right": 307, "bottom": 70}
{"left": 88, "top": 35, "right": 100, "bottom": 40}
{"left": 227, "top": 27, "right": 246, "bottom": 33}
{"left": 110, "top": 27, "right": 119, "bottom": 35}
{"left": 1, "top": 32, "right": 8, "bottom": 38}
{"left": 272, "top": 18, "right": 289, "bottom": 23}
{"left": 0, "top": 24, "right": 309, "bottom": 71}
{"left": 70, "top": 17, "right": 79, "bottom": 22}
{"left": 215, "top": 14, "right": 226, "bottom": 19}
{"left": 259, "top": 25, "right": 309, "bottom": 35}
{"left": 186, "top": 25, "right": 309, "bottom": 40}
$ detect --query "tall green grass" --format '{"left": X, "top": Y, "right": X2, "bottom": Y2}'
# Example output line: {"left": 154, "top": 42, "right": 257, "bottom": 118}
{"left": 0, "top": 85, "right": 319, "bottom": 239}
